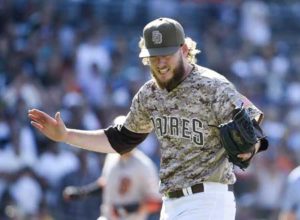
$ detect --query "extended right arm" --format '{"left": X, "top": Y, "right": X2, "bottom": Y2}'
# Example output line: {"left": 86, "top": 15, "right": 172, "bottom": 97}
{"left": 28, "top": 109, "right": 116, "bottom": 153}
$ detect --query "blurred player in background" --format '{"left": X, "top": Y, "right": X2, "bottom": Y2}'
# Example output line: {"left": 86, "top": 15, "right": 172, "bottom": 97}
{"left": 279, "top": 165, "right": 300, "bottom": 220}
{"left": 63, "top": 116, "right": 162, "bottom": 220}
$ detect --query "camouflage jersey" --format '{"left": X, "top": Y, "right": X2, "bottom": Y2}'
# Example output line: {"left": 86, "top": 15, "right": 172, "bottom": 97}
{"left": 123, "top": 65, "right": 263, "bottom": 194}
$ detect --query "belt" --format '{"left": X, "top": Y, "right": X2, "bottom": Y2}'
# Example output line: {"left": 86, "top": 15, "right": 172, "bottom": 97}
{"left": 165, "top": 183, "right": 234, "bottom": 199}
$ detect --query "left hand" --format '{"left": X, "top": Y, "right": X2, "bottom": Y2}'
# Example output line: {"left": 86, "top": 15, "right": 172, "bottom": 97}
{"left": 63, "top": 186, "right": 82, "bottom": 201}
{"left": 237, "top": 141, "right": 261, "bottom": 161}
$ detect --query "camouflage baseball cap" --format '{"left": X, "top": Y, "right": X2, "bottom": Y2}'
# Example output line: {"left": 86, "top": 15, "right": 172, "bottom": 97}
{"left": 139, "top": 17, "right": 185, "bottom": 58}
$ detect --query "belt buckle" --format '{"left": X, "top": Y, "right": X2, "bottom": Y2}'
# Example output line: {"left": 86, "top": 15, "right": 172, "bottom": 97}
{"left": 166, "top": 189, "right": 183, "bottom": 198}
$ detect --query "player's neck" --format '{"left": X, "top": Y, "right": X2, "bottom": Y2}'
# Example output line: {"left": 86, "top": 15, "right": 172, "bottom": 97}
{"left": 183, "top": 63, "right": 194, "bottom": 79}
{"left": 165, "top": 63, "right": 194, "bottom": 92}
{"left": 176, "top": 63, "right": 194, "bottom": 85}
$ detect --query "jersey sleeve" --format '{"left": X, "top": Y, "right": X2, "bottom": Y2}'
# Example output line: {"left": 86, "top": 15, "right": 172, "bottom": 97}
{"left": 212, "top": 77, "right": 263, "bottom": 124}
{"left": 124, "top": 86, "right": 154, "bottom": 133}
{"left": 104, "top": 85, "right": 154, "bottom": 154}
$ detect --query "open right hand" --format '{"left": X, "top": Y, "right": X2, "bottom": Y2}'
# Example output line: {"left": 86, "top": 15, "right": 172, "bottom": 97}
{"left": 28, "top": 109, "right": 68, "bottom": 142}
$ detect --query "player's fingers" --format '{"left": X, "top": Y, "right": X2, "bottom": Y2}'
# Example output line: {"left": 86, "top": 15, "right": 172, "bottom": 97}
{"left": 237, "top": 152, "right": 251, "bottom": 161}
{"left": 55, "top": 112, "right": 63, "bottom": 125}
{"left": 30, "top": 121, "right": 44, "bottom": 131}
{"left": 28, "top": 109, "right": 56, "bottom": 124}
{"left": 28, "top": 113, "right": 43, "bottom": 123}
{"left": 55, "top": 111, "right": 60, "bottom": 119}
{"left": 28, "top": 108, "right": 47, "bottom": 116}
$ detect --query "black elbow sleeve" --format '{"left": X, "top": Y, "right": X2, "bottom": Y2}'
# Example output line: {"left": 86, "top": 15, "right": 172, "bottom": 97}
{"left": 104, "top": 126, "right": 149, "bottom": 154}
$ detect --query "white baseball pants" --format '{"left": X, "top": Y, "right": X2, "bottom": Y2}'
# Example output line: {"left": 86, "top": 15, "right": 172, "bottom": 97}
{"left": 160, "top": 182, "right": 236, "bottom": 220}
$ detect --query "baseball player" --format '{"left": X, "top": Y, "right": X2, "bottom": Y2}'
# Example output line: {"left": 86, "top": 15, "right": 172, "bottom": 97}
{"left": 63, "top": 116, "right": 162, "bottom": 220}
{"left": 28, "top": 17, "right": 268, "bottom": 219}
{"left": 279, "top": 165, "right": 300, "bottom": 220}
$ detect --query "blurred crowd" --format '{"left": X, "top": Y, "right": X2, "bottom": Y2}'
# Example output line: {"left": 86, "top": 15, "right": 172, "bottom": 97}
{"left": 0, "top": 0, "right": 300, "bottom": 219}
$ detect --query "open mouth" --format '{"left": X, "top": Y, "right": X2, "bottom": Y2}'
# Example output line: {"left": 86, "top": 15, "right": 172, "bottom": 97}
{"left": 158, "top": 67, "right": 170, "bottom": 75}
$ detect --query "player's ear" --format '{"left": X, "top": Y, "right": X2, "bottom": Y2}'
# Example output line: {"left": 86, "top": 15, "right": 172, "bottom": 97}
{"left": 181, "top": 43, "right": 189, "bottom": 57}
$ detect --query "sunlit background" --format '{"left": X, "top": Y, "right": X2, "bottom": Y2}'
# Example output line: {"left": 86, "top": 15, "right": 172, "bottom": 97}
{"left": 0, "top": 0, "right": 300, "bottom": 219}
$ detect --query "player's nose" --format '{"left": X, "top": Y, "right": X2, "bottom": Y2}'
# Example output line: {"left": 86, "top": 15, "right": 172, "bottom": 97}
{"left": 156, "top": 57, "right": 168, "bottom": 68}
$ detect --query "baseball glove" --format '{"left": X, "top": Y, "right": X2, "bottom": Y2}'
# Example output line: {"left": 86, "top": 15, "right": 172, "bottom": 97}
{"left": 218, "top": 107, "right": 267, "bottom": 169}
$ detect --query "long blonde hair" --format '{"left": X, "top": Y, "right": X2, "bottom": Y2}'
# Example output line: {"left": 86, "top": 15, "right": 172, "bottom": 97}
{"left": 138, "top": 37, "right": 201, "bottom": 65}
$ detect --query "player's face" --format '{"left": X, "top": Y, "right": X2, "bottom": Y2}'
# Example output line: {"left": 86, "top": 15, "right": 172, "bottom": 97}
{"left": 149, "top": 49, "right": 185, "bottom": 91}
